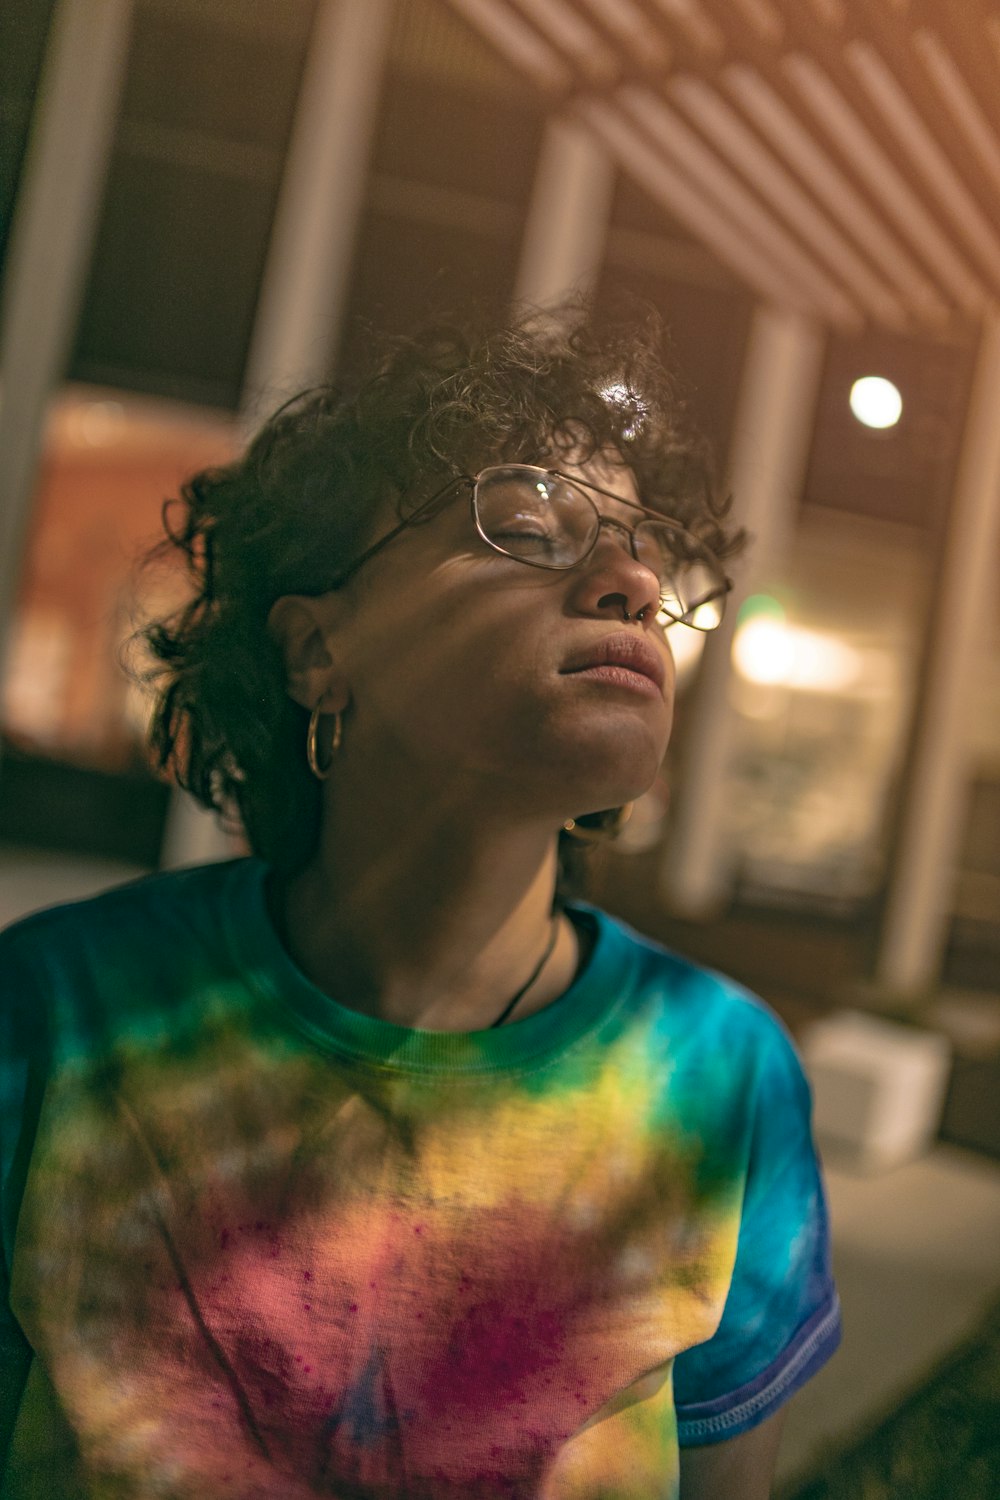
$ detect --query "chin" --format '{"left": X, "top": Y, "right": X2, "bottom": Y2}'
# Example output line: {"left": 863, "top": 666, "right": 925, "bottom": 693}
{"left": 564, "top": 766, "right": 662, "bottom": 822}
{"left": 523, "top": 709, "right": 670, "bottom": 813}
{"left": 588, "top": 734, "right": 669, "bottom": 807}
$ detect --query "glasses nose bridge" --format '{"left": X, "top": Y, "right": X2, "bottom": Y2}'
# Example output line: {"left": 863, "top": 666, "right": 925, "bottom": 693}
{"left": 593, "top": 509, "right": 642, "bottom": 564}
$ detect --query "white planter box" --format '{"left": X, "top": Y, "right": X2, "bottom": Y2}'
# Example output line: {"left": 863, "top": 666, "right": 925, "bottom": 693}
{"left": 801, "top": 1010, "right": 952, "bottom": 1172}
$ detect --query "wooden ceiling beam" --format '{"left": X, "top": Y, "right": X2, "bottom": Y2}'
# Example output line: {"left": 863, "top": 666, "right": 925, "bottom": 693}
{"left": 845, "top": 2, "right": 1000, "bottom": 273}
{"left": 685, "top": 0, "right": 950, "bottom": 314}
{"left": 784, "top": 52, "right": 986, "bottom": 317}
{"left": 660, "top": 75, "right": 909, "bottom": 326}
{"left": 639, "top": 0, "right": 725, "bottom": 62}
{"left": 575, "top": 0, "right": 672, "bottom": 73}
{"left": 503, "top": 0, "right": 620, "bottom": 85}
{"left": 901, "top": 0, "right": 1000, "bottom": 142}
{"left": 443, "top": 0, "right": 1000, "bottom": 331}
{"left": 579, "top": 95, "right": 861, "bottom": 326}
{"left": 725, "top": 64, "right": 950, "bottom": 324}
{"left": 696, "top": 0, "right": 988, "bottom": 316}
{"left": 633, "top": 0, "right": 957, "bottom": 328}
{"left": 441, "top": 0, "right": 572, "bottom": 92}
{"left": 847, "top": 40, "right": 1000, "bottom": 296}
{"left": 914, "top": 28, "right": 1000, "bottom": 204}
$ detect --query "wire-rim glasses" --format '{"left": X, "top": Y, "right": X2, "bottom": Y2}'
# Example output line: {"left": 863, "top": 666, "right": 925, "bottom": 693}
{"left": 328, "top": 464, "right": 733, "bottom": 632}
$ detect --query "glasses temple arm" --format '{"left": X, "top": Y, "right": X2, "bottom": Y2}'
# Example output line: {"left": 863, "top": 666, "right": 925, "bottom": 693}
{"left": 327, "top": 475, "right": 470, "bottom": 589}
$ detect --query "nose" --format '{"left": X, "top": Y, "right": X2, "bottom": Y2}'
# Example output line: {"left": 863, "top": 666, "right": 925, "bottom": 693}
{"left": 567, "top": 521, "right": 662, "bottom": 625}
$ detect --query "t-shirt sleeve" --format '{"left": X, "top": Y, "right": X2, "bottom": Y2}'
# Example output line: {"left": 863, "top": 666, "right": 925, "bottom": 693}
{"left": 672, "top": 1013, "right": 841, "bottom": 1445}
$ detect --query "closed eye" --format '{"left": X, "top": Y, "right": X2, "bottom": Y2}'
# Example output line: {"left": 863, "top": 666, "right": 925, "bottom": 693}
{"left": 492, "top": 525, "right": 553, "bottom": 540}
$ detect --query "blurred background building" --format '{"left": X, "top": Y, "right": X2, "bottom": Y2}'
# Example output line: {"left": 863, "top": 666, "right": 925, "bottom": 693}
{"left": 1, "top": 2, "right": 999, "bottom": 1488}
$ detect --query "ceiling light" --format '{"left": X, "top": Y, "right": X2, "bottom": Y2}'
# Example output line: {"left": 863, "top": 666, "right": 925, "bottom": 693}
{"left": 849, "top": 375, "right": 902, "bottom": 429}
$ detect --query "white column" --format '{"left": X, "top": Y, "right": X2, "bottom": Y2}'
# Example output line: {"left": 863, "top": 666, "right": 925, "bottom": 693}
{"left": 661, "top": 304, "right": 826, "bottom": 916}
{"left": 158, "top": 793, "right": 243, "bottom": 873}
{"left": 513, "top": 113, "right": 615, "bottom": 308}
{"left": 164, "top": 0, "right": 395, "bottom": 866}
{"left": 876, "top": 308, "right": 1000, "bottom": 995}
{"left": 0, "top": 0, "right": 133, "bottom": 675}
{"left": 241, "top": 0, "right": 395, "bottom": 423}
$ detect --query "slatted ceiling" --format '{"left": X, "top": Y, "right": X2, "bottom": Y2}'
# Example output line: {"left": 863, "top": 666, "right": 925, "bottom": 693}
{"left": 784, "top": 55, "right": 988, "bottom": 316}
{"left": 723, "top": 65, "right": 951, "bottom": 324}
{"left": 618, "top": 86, "right": 869, "bottom": 322}
{"left": 646, "top": 0, "right": 724, "bottom": 59}
{"left": 580, "top": 98, "right": 824, "bottom": 314}
{"left": 578, "top": 0, "right": 673, "bottom": 73}
{"left": 507, "top": 0, "right": 620, "bottom": 81}
{"left": 843, "top": 10, "right": 1000, "bottom": 224}
{"left": 443, "top": 0, "right": 571, "bottom": 90}
{"left": 727, "top": 0, "right": 785, "bottom": 45}
{"left": 805, "top": 0, "right": 846, "bottom": 27}
{"left": 663, "top": 76, "right": 888, "bottom": 321}
{"left": 916, "top": 31, "right": 1000, "bottom": 201}
{"left": 389, "top": 0, "right": 538, "bottom": 93}
{"left": 690, "top": 2, "right": 993, "bottom": 301}
{"left": 851, "top": 45, "right": 1000, "bottom": 282}
{"left": 441, "top": 0, "right": 1000, "bottom": 333}
{"left": 675, "top": 78, "right": 912, "bottom": 329}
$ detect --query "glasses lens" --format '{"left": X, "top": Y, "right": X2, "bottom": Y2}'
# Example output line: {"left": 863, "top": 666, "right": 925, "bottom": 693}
{"left": 474, "top": 467, "right": 598, "bottom": 568}
{"left": 636, "top": 523, "right": 728, "bottom": 631}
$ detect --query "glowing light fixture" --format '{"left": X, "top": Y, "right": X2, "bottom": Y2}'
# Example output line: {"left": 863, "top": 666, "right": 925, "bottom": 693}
{"left": 733, "top": 612, "right": 861, "bottom": 692}
{"left": 849, "top": 375, "right": 902, "bottom": 429}
{"left": 733, "top": 615, "right": 796, "bottom": 685}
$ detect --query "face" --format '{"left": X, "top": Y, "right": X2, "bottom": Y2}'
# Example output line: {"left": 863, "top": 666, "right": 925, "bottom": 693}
{"left": 305, "top": 451, "right": 677, "bottom": 822}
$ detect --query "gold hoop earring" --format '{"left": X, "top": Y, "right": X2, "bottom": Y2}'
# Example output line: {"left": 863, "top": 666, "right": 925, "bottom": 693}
{"left": 306, "top": 704, "right": 342, "bottom": 781}
{"left": 562, "top": 803, "right": 634, "bottom": 843}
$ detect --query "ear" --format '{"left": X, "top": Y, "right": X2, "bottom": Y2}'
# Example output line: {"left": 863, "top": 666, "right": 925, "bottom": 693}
{"left": 267, "top": 594, "right": 350, "bottom": 713}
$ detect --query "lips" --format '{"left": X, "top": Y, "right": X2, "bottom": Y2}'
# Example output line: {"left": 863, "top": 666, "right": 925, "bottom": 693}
{"left": 560, "top": 632, "right": 667, "bottom": 690}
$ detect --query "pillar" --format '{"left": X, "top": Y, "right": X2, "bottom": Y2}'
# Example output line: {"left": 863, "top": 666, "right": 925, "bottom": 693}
{"left": 0, "top": 0, "right": 133, "bottom": 688}
{"left": 661, "top": 304, "right": 826, "bottom": 915}
{"left": 241, "top": 0, "right": 396, "bottom": 423}
{"left": 876, "top": 309, "right": 1000, "bottom": 995}
{"left": 164, "top": 0, "right": 395, "bottom": 864}
{"left": 513, "top": 112, "right": 615, "bottom": 309}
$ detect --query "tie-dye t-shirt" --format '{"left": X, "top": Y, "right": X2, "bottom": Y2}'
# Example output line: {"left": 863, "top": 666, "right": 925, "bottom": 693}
{"left": 0, "top": 857, "right": 839, "bottom": 1499}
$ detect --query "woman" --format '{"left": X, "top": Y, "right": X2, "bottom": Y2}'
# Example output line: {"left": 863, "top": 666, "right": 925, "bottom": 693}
{"left": 0, "top": 311, "right": 840, "bottom": 1498}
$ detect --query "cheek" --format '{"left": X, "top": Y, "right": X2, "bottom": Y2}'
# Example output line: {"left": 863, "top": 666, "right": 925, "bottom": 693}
{"left": 344, "top": 600, "right": 527, "bottom": 742}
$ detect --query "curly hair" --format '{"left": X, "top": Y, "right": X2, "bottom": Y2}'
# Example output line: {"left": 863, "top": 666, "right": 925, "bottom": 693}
{"left": 135, "top": 303, "right": 744, "bottom": 880}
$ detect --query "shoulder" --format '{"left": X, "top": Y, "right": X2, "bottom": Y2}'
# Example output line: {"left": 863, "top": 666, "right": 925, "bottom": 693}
{"left": 0, "top": 857, "right": 251, "bottom": 958}
{"left": 0, "top": 857, "right": 265, "bottom": 1071}
{"left": 584, "top": 904, "right": 798, "bottom": 1067}
{"left": 0, "top": 858, "right": 260, "bottom": 1028}
{"left": 580, "top": 905, "right": 811, "bottom": 1152}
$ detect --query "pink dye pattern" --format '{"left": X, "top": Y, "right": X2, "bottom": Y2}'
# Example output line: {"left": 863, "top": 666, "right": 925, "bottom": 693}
{"left": 420, "top": 1301, "right": 567, "bottom": 1412}
{"left": 88, "top": 1193, "right": 665, "bottom": 1494}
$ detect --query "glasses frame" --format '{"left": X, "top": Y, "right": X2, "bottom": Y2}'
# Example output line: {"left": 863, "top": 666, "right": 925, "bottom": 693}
{"left": 327, "top": 464, "right": 733, "bottom": 629}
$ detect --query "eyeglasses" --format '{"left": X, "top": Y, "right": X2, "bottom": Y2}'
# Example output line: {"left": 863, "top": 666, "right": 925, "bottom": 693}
{"left": 328, "top": 464, "right": 733, "bottom": 631}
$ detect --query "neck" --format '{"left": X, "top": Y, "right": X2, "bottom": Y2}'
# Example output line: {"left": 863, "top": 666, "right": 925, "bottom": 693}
{"left": 270, "top": 780, "right": 581, "bottom": 1031}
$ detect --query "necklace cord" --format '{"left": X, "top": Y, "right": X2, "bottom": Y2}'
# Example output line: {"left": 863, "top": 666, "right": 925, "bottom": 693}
{"left": 489, "top": 916, "right": 561, "bottom": 1029}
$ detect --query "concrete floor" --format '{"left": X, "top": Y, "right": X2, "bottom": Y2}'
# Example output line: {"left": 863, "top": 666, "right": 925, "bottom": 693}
{"left": 3, "top": 847, "right": 999, "bottom": 1488}
{"left": 777, "top": 1143, "right": 1000, "bottom": 1486}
